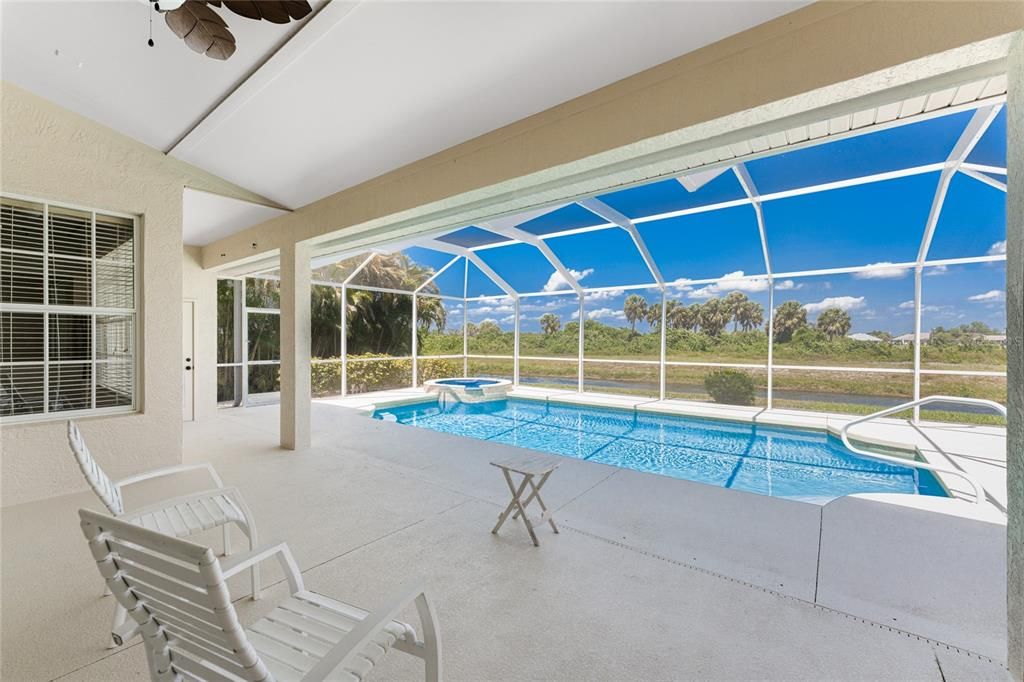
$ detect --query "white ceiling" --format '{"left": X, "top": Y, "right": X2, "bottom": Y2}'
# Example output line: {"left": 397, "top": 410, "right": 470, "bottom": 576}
{"left": 2, "top": 0, "right": 810, "bottom": 242}
{"left": 183, "top": 187, "right": 288, "bottom": 246}
{"left": 169, "top": 0, "right": 809, "bottom": 209}
{"left": 0, "top": 0, "right": 324, "bottom": 151}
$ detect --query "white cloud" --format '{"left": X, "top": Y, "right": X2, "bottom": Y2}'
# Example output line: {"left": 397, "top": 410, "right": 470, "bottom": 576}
{"left": 587, "top": 307, "right": 625, "bottom": 321}
{"left": 585, "top": 288, "right": 624, "bottom": 302}
{"left": 803, "top": 296, "right": 865, "bottom": 314}
{"left": 499, "top": 314, "right": 516, "bottom": 325}
{"left": 852, "top": 262, "right": 910, "bottom": 280}
{"left": 898, "top": 300, "right": 946, "bottom": 313}
{"left": 670, "top": 271, "right": 796, "bottom": 300}
{"left": 988, "top": 240, "right": 1007, "bottom": 256}
{"left": 542, "top": 267, "right": 594, "bottom": 292}
{"left": 924, "top": 265, "right": 948, "bottom": 277}
{"left": 968, "top": 289, "right": 1004, "bottom": 302}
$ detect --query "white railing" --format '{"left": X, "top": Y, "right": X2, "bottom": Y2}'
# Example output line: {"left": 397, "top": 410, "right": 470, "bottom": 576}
{"left": 839, "top": 396, "right": 1006, "bottom": 506}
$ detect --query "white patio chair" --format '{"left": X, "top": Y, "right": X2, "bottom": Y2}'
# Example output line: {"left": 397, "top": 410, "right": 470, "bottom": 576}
{"left": 79, "top": 509, "right": 443, "bottom": 682}
{"left": 68, "top": 420, "right": 261, "bottom": 645}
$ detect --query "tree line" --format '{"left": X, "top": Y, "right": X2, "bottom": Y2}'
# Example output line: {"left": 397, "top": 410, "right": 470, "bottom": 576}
{"left": 535, "top": 292, "right": 853, "bottom": 341}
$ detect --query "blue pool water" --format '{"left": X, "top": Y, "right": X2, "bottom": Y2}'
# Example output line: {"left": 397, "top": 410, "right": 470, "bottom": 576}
{"left": 374, "top": 398, "right": 947, "bottom": 503}
{"left": 434, "top": 378, "right": 502, "bottom": 389}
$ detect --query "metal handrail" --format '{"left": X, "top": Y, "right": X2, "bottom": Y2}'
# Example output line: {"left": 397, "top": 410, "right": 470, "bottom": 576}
{"left": 839, "top": 396, "right": 1006, "bottom": 506}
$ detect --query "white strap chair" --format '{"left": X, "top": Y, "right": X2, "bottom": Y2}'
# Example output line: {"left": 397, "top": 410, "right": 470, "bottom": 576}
{"left": 79, "top": 509, "right": 442, "bottom": 682}
{"left": 68, "top": 420, "right": 261, "bottom": 645}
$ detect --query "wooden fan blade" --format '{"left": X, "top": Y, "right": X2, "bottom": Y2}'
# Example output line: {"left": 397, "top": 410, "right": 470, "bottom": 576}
{"left": 165, "top": 1, "right": 236, "bottom": 59}
{"left": 223, "top": 0, "right": 306, "bottom": 24}
{"left": 221, "top": 1, "right": 260, "bottom": 20}
{"left": 282, "top": 1, "right": 312, "bottom": 20}
{"left": 206, "top": 36, "right": 236, "bottom": 60}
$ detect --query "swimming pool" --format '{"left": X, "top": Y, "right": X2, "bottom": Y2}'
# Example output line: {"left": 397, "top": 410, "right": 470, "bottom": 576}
{"left": 373, "top": 398, "right": 946, "bottom": 503}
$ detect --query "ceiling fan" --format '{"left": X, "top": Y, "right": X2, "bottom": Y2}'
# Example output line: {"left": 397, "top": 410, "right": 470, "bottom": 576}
{"left": 147, "top": 0, "right": 313, "bottom": 61}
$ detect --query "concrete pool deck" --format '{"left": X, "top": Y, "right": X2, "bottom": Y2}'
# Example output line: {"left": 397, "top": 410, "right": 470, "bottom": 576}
{"left": 1, "top": 398, "right": 1009, "bottom": 680}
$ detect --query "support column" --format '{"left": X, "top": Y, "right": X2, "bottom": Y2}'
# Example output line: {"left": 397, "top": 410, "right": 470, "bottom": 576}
{"left": 1007, "top": 30, "right": 1024, "bottom": 682}
{"left": 513, "top": 298, "right": 521, "bottom": 386}
{"left": 340, "top": 284, "right": 347, "bottom": 396}
{"left": 659, "top": 289, "right": 667, "bottom": 401}
{"left": 279, "top": 241, "right": 312, "bottom": 450}
{"left": 463, "top": 259, "right": 469, "bottom": 378}
{"left": 913, "top": 266, "right": 923, "bottom": 423}
{"left": 578, "top": 294, "right": 585, "bottom": 393}
{"left": 411, "top": 294, "right": 419, "bottom": 388}
{"left": 766, "top": 280, "right": 774, "bottom": 410}
{"left": 233, "top": 279, "right": 245, "bottom": 407}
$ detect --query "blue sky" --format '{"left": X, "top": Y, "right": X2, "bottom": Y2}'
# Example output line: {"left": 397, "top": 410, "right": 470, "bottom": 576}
{"left": 362, "top": 105, "right": 1006, "bottom": 335}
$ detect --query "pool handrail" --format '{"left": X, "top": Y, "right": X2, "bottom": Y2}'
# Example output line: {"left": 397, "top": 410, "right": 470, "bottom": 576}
{"left": 838, "top": 396, "right": 1006, "bottom": 506}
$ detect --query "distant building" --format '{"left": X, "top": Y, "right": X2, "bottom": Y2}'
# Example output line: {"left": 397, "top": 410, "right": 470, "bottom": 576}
{"left": 894, "top": 332, "right": 928, "bottom": 345}
{"left": 847, "top": 333, "right": 883, "bottom": 343}
{"left": 983, "top": 334, "right": 1007, "bottom": 345}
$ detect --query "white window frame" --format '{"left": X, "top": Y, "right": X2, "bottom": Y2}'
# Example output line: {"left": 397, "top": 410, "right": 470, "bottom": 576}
{"left": 1, "top": 193, "right": 140, "bottom": 424}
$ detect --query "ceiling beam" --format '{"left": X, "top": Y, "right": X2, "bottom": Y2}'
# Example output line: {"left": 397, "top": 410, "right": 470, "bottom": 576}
{"left": 732, "top": 164, "right": 773, "bottom": 276}
{"left": 466, "top": 159, "right": 950, "bottom": 253}
{"left": 423, "top": 239, "right": 519, "bottom": 299}
{"left": 478, "top": 220, "right": 583, "bottom": 295}
{"left": 959, "top": 167, "right": 1007, "bottom": 192}
{"left": 415, "top": 255, "right": 461, "bottom": 293}
{"left": 576, "top": 197, "right": 664, "bottom": 287}
{"left": 917, "top": 104, "right": 1001, "bottom": 263}
{"left": 169, "top": 1, "right": 359, "bottom": 164}
{"left": 677, "top": 167, "right": 728, "bottom": 192}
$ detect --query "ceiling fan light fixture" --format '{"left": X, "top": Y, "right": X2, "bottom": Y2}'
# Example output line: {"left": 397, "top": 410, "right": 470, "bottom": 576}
{"left": 152, "top": 0, "right": 186, "bottom": 11}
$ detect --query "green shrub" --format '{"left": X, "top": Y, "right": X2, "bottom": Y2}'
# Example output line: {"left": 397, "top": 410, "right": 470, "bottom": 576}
{"left": 310, "top": 355, "right": 462, "bottom": 396}
{"left": 311, "top": 362, "right": 342, "bottom": 397}
{"left": 704, "top": 369, "right": 756, "bottom": 406}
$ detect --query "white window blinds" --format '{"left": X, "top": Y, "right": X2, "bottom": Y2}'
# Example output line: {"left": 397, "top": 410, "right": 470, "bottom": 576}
{"left": 0, "top": 196, "right": 137, "bottom": 421}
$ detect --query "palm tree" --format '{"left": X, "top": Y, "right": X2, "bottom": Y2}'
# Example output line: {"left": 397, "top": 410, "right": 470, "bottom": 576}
{"left": 673, "top": 303, "right": 700, "bottom": 331}
{"left": 723, "top": 291, "right": 748, "bottom": 332}
{"left": 645, "top": 302, "right": 661, "bottom": 329}
{"left": 816, "top": 307, "right": 852, "bottom": 339}
{"left": 698, "top": 298, "right": 730, "bottom": 335}
{"left": 310, "top": 284, "right": 342, "bottom": 357}
{"left": 736, "top": 301, "right": 764, "bottom": 332}
{"left": 774, "top": 300, "right": 807, "bottom": 342}
{"left": 341, "top": 253, "right": 446, "bottom": 355}
{"left": 623, "top": 294, "right": 648, "bottom": 335}
{"left": 415, "top": 297, "right": 447, "bottom": 332}
{"left": 539, "top": 313, "right": 561, "bottom": 336}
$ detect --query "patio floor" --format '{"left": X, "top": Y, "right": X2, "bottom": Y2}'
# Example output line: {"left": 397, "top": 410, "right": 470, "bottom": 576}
{"left": 0, "top": 401, "right": 1010, "bottom": 681}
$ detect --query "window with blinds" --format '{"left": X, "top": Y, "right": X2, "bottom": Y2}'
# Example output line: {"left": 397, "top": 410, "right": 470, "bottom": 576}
{"left": 0, "top": 195, "right": 137, "bottom": 421}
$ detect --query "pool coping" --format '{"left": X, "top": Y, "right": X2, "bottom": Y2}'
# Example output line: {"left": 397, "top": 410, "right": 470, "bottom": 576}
{"left": 319, "top": 386, "right": 1007, "bottom": 510}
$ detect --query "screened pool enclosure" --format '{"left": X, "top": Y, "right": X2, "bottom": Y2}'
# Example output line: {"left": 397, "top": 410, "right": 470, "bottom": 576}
{"left": 218, "top": 94, "right": 1008, "bottom": 425}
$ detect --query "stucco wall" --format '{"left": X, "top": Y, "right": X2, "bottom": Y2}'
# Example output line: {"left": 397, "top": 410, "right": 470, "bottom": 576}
{"left": 0, "top": 82, "right": 270, "bottom": 507}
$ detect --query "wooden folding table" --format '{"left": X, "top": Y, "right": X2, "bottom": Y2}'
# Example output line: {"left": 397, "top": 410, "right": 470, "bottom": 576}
{"left": 490, "top": 454, "right": 561, "bottom": 546}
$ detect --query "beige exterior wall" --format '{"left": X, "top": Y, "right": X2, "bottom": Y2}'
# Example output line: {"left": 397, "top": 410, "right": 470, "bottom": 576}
{"left": 0, "top": 82, "right": 270, "bottom": 507}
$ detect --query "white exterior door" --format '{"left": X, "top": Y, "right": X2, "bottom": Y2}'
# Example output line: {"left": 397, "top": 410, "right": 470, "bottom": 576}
{"left": 182, "top": 300, "right": 195, "bottom": 422}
